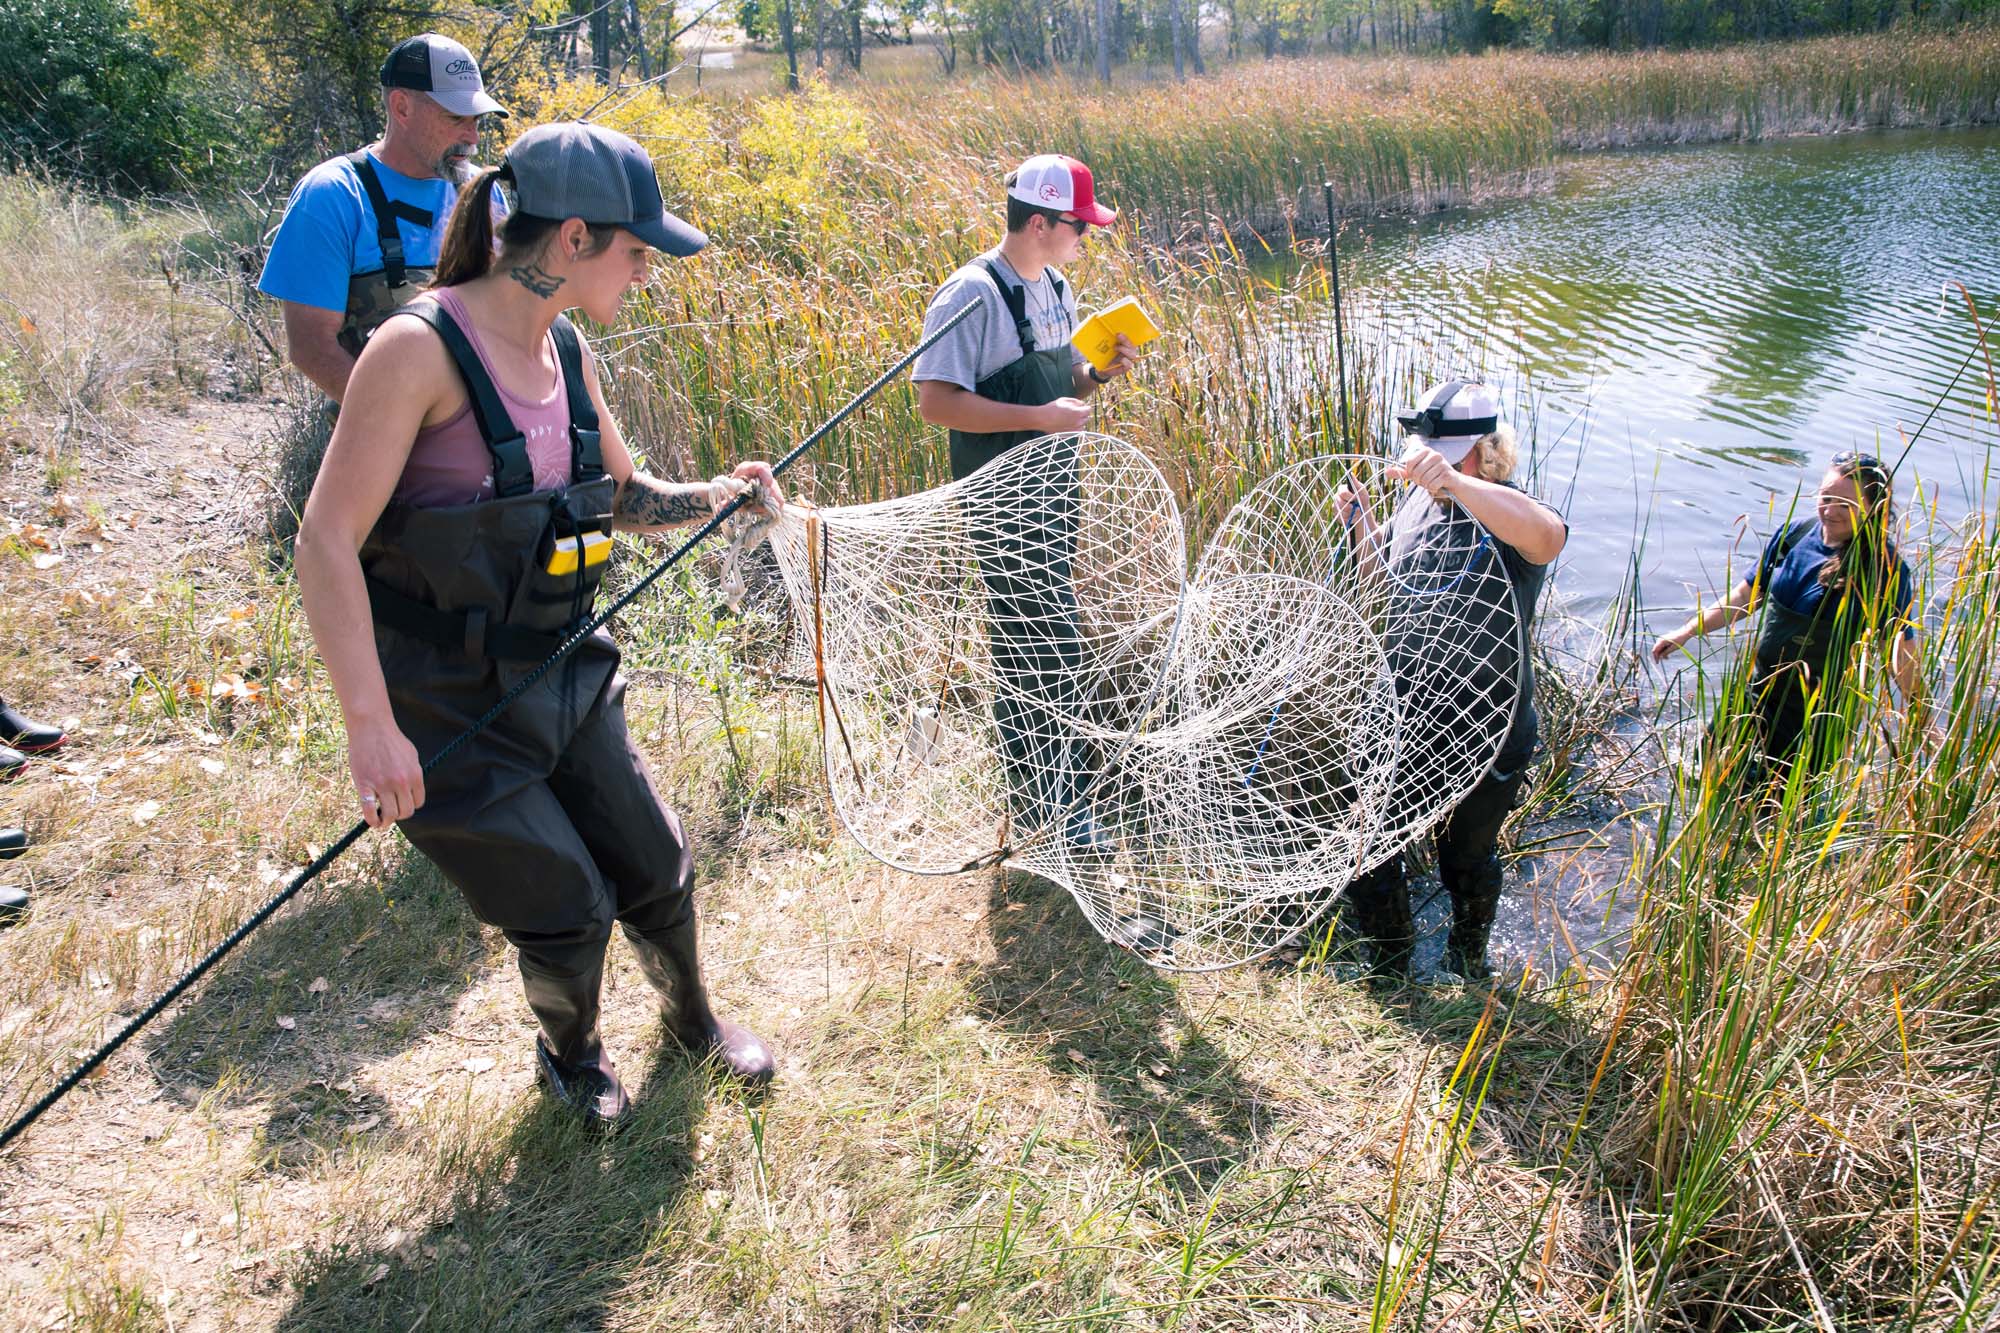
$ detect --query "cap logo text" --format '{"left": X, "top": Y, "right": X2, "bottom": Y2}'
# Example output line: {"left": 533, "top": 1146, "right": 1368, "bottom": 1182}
{"left": 445, "top": 57, "right": 478, "bottom": 78}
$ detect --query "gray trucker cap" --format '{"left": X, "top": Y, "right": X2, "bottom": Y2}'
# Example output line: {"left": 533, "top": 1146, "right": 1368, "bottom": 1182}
{"left": 380, "top": 34, "right": 507, "bottom": 118}
{"left": 502, "top": 122, "right": 707, "bottom": 258}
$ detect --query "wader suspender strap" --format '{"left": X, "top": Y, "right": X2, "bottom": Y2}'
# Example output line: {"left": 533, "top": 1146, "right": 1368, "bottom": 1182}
{"left": 981, "top": 259, "right": 1066, "bottom": 359}
{"left": 398, "top": 302, "right": 537, "bottom": 498}
{"left": 348, "top": 151, "right": 436, "bottom": 290}
{"left": 548, "top": 316, "right": 604, "bottom": 483}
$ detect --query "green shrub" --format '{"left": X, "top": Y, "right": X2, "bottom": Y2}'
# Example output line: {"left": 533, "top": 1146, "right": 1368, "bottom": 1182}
{"left": 0, "top": 0, "right": 239, "bottom": 192}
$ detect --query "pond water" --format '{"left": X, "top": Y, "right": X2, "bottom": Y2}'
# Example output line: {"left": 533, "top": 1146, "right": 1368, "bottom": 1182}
{"left": 1335, "top": 127, "right": 2000, "bottom": 631}
{"left": 1318, "top": 128, "right": 2000, "bottom": 981}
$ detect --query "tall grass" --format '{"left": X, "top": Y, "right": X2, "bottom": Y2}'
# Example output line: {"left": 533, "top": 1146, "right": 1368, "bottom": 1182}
{"left": 811, "top": 27, "right": 2000, "bottom": 239}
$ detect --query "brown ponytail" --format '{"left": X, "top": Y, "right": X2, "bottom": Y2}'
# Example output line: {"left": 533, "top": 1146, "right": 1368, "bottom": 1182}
{"left": 434, "top": 166, "right": 506, "bottom": 287}
{"left": 431, "top": 164, "right": 624, "bottom": 290}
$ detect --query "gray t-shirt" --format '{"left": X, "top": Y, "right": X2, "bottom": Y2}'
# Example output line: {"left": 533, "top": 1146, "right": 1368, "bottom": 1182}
{"left": 912, "top": 248, "right": 1086, "bottom": 392}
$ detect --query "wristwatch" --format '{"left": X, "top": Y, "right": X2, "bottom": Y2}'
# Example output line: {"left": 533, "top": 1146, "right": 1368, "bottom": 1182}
{"left": 1088, "top": 365, "right": 1109, "bottom": 385}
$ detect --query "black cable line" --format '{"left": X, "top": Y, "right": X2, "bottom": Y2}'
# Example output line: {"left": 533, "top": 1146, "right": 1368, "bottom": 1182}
{"left": 0, "top": 302, "right": 975, "bottom": 1155}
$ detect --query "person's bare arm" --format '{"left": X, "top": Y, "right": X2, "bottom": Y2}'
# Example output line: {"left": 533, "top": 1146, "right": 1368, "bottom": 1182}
{"left": 282, "top": 301, "right": 357, "bottom": 403}
{"left": 1332, "top": 477, "right": 1387, "bottom": 581}
{"left": 1652, "top": 577, "right": 1760, "bottom": 662}
{"left": 1391, "top": 447, "right": 1567, "bottom": 565}
{"left": 579, "top": 332, "right": 779, "bottom": 533}
{"left": 1891, "top": 628, "right": 1920, "bottom": 701}
{"left": 916, "top": 380, "right": 1091, "bottom": 436}
{"left": 295, "top": 318, "right": 448, "bottom": 826}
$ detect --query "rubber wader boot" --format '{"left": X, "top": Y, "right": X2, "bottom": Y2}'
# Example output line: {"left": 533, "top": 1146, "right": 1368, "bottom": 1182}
{"left": 0, "top": 828, "right": 25, "bottom": 859}
{"left": 1346, "top": 864, "right": 1415, "bottom": 982}
{"left": 0, "top": 702, "right": 66, "bottom": 753}
{"left": 0, "top": 882, "right": 26, "bottom": 924}
{"left": 524, "top": 958, "right": 630, "bottom": 1129}
{"left": 0, "top": 744, "right": 27, "bottom": 782}
{"left": 625, "top": 921, "right": 776, "bottom": 1084}
{"left": 1441, "top": 858, "right": 1503, "bottom": 983}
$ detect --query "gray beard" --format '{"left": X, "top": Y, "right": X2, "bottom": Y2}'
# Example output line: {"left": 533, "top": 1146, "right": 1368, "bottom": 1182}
{"left": 438, "top": 152, "right": 475, "bottom": 185}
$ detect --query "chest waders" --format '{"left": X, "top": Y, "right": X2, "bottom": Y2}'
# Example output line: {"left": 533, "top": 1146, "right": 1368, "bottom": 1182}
{"left": 1745, "top": 555, "right": 1867, "bottom": 786}
{"left": 337, "top": 152, "right": 440, "bottom": 358}
{"left": 1349, "top": 516, "right": 1541, "bottom": 983}
{"left": 947, "top": 262, "right": 1099, "bottom": 844}
{"left": 361, "top": 301, "right": 772, "bottom": 1115}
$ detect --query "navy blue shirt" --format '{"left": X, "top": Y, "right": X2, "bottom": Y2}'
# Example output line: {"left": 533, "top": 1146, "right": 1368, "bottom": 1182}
{"left": 1753, "top": 519, "right": 1915, "bottom": 641}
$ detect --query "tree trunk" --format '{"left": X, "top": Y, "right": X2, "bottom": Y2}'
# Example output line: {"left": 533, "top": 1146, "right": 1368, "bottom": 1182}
{"left": 780, "top": 0, "right": 800, "bottom": 90}
{"left": 1190, "top": 1, "right": 1205, "bottom": 73}
{"left": 813, "top": 0, "right": 825, "bottom": 69}
{"left": 1095, "top": 0, "right": 1113, "bottom": 83}
{"left": 628, "top": 0, "right": 650, "bottom": 78}
{"left": 847, "top": 0, "right": 863, "bottom": 71}
{"left": 1170, "top": 0, "right": 1185, "bottom": 79}
{"left": 590, "top": 0, "right": 612, "bottom": 82}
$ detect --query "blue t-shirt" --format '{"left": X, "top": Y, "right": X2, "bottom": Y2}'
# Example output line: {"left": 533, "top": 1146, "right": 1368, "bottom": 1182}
{"left": 258, "top": 151, "right": 467, "bottom": 313}
{"left": 1753, "top": 519, "right": 1915, "bottom": 640}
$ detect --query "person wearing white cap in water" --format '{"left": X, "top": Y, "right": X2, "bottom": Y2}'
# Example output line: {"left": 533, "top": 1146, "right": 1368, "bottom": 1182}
{"left": 911, "top": 153, "right": 1144, "bottom": 849}
{"left": 1333, "top": 380, "right": 1568, "bottom": 983}
{"left": 258, "top": 33, "right": 509, "bottom": 406}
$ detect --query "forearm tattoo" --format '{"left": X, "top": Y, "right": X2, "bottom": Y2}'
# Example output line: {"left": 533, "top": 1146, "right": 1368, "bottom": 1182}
{"left": 613, "top": 474, "right": 712, "bottom": 530}
{"left": 508, "top": 261, "right": 564, "bottom": 298}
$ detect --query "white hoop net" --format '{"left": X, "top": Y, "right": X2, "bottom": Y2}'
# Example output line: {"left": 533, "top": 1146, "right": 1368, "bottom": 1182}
{"left": 767, "top": 437, "right": 1523, "bottom": 971}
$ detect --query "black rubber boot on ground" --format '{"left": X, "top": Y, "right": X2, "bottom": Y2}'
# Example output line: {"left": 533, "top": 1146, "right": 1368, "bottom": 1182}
{"left": 1440, "top": 858, "right": 1503, "bottom": 984}
{"left": 0, "top": 702, "right": 65, "bottom": 754}
{"left": 1345, "top": 864, "right": 1415, "bottom": 983}
{"left": 626, "top": 922, "right": 776, "bottom": 1085}
{"left": 521, "top": 957, "right": 629, "bottom": 1130}
{"left": 0, "top": 829, "right": 25, "bottom": 860}
{"left": 534, "top": 1039, "right": 630, "bottom": 1130}
{"left": 0, "top": 882, "right": 26, "bottom": 924}
{"left": 0, "top": 745, "right": 26, "bottom": 782}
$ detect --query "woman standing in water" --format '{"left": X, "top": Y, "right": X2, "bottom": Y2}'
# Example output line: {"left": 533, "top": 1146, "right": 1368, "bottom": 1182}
{"left": 1652, "top": 451, "right": 1924, "bottom": 788}
{"left": 297, "top": 123, "right": 778, "bottom": 1131}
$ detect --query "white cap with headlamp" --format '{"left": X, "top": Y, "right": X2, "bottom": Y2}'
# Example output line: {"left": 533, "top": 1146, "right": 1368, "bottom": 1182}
{"left": 1397, "top": 381, "right": 1502, "bottom": 464}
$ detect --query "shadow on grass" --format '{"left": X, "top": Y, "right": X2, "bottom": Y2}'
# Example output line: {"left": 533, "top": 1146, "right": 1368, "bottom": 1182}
{"left": 972, "top": 869, "right": 1280, "bottom": 1188}
{"left": 145, "top": 846, "right": 496, "bottom": 1172}
{"left": 275, "top": 1046, "right": 711, "bottom": 1332}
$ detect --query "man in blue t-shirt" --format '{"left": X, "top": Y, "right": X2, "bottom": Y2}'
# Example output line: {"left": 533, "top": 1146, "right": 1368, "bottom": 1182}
{"left": 257, "top": 32, "right": 506, "bottom": 403}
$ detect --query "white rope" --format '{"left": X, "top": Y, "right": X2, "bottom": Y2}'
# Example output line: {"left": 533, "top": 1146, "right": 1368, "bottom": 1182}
{"left": 708, "top": 475, "right": 780, "bottom": 613}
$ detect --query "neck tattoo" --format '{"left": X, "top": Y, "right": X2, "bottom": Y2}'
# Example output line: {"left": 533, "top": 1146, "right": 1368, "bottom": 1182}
{"left": 508, "top": 262, "right": 564, "bottom": 299}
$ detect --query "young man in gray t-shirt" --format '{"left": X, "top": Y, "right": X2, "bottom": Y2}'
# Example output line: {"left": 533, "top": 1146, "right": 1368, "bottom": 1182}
{"left": 910, "top": 155, "right": 1145, "bottom": 849}
{"left": 913, "top": 154, "right": 1141, "bottom": 473}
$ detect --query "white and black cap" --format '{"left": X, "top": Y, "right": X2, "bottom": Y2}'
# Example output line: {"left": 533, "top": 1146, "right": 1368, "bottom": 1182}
{"left": 380, "top": 33, "right": 508, "bottom": 118}
{"left": 502, "top": 122, "right": 707, "bottom": 258}
{"left": 1397, "top": 380, "right": 1501, "bottom": 464}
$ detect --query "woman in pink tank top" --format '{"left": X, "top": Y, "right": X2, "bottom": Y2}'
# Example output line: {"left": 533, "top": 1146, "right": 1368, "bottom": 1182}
{"left": 390, "top": 286, "right": 577, "bottom": 507}
{"left": 295, "top": 122, "right": 779, "bottom": 1129}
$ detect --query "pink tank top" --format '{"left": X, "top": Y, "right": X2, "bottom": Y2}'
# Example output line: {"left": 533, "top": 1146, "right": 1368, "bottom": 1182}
{"left": 391, "top": 287, "right": 578, "bottom": 508}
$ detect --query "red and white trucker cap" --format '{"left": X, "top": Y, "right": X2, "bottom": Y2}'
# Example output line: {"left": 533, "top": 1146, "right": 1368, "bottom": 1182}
{"left": 1007, "top": 154, "right": 1118, "bottom": 226}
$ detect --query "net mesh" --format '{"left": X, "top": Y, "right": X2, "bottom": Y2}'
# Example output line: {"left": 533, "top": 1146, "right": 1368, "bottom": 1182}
{"left": 768, "top": 436, "right": 1522, "bottom": 971}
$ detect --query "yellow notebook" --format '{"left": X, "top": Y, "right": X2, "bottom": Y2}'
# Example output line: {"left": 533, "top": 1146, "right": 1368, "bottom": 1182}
{"left": 1071, "top": 296, "right": 1162, "bottom": 372}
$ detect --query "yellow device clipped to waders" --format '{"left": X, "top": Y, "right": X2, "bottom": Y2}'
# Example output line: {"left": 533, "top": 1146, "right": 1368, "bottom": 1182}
{"left": 542, "top": 517, "right": 615, "bottom": 577}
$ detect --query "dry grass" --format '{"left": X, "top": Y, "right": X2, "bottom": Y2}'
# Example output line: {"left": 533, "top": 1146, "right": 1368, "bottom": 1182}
{"left": 1, "top": 40, "right": 1999, "bottom": 1326}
